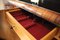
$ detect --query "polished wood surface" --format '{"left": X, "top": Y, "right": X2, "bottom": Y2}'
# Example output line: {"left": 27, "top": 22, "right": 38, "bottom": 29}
{"left": 8, "top": 0, "right": 60, "bottom": 27}
{"left": 0, "top": 10, "right": 20, "bottom": 40}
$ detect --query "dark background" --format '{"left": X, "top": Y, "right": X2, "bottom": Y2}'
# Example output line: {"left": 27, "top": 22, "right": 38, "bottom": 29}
{"left": 20, "top": 0, "right": 60, "bottom": 13}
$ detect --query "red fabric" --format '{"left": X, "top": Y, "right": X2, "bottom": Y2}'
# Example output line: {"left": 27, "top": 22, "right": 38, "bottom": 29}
{"left": 27, "top": 23, "right": 50, "bottom": 40}
{"left": 11, "top": 11, "right": 50, "bottom": 40}
{"left": 11, "top": 11, "right": 23, "bottom": 17}
{"left": 14, "top": 15, "right": 29, "bottom": 21}
{"left": 11, "top": 13, "right": 21, "bottom": 17}
{"left": 19, "top": 19, "right": 35, "bottom": 28}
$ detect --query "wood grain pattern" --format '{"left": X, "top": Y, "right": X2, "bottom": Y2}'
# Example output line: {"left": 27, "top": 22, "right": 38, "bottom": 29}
{"left": 8, "top": 0, "right": 60, "bottom": 26}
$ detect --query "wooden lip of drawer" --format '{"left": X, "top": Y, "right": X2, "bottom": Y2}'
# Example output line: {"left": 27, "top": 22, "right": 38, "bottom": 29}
{"left": 6, "top": 9, "right": 58, "bottom": 40}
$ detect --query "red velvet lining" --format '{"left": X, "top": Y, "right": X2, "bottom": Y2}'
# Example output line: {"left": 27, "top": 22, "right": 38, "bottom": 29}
{"left": 11, "top": 10, "right": 50, "bottom": 40}
{"left": 14, "top": 15, "right": 29, "bottom": 21}
{"left": 19, "top": 19, "right": 35, "bottom": 28}
{"left": 27, "top": 23, "right": 50, "bottom": 40}
{"left": 11, "top": 12, "right": 21, "bottom": 16}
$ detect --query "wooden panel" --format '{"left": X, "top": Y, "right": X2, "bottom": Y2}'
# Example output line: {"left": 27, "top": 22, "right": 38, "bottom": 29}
{"left": 55, "top": 28, "right": 60, "bottom": 40}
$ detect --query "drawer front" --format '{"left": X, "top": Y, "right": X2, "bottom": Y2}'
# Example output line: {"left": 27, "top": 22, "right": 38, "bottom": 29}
{"left": 6, "top": 10, "right": 58, "bottom": 40}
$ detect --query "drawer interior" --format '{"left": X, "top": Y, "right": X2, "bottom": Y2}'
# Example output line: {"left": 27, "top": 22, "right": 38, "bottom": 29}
{"left": 10, "top": 9, "right": 57, "bottom": 40}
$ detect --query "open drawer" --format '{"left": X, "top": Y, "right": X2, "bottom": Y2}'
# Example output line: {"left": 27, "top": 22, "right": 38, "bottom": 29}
{"left": 6, "top": 8, "right": 58, "bottom": 40}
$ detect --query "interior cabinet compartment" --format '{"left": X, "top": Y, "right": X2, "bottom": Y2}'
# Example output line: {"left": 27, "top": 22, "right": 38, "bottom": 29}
{"left": 6, "top": 8, "right": 58, "bottom": 40}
